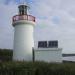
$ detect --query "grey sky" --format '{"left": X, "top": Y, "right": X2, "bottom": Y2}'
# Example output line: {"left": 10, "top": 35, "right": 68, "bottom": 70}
{"left": 0, "top": 0, "right": 75, "bottom": 53}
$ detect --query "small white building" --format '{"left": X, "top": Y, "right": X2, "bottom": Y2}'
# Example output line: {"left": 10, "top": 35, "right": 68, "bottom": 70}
{"left": 33, "top": 41, "right": 62, "bottom": 63}
{"left": 34, "top": 48, "right": 62, "bottom": 63}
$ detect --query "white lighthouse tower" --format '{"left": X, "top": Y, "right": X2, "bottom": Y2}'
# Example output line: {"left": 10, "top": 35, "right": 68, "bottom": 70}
{"left": 12, "top": 3, "right": 36, "bottom": 61}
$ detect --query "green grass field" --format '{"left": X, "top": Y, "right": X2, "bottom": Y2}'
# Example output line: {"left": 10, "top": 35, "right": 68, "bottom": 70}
{"left": 0, "top": 61, "right": 75, "bottom": 75}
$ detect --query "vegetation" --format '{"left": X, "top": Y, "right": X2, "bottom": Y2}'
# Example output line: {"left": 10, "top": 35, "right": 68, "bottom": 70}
{"left": 0, "top": 49, "right": 75, "bottom": 75}
{"left": 0, "top": 49, "right": 13, "bottom": 61}
{"left": 0, "top": 61, "right": 74, "bottom": 75}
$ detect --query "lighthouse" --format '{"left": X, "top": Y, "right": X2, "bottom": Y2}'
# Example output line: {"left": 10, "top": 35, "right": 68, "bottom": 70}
{"left": 12, "top": 4, "right": 35, "bottom": 61}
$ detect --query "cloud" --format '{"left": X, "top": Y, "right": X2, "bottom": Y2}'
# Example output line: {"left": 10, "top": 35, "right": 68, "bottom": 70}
{"left": 0, "top": 4, "right": 17, "bottom": 49}
{"left": 33, "top": 0, "right": 75, "bottom": 53}
{"left": 0, "top": 0, "right": 27, "bottom": 5}
{"left": 0, "top": 0, "right": 75, "bottom": 53}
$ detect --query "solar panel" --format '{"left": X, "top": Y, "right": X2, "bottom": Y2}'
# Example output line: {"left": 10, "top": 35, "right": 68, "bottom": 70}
{"left": 38, "top": 40, "right": 58, "bottom": 48}
{"left": 48, "top": 41, "right": 58, "bottom": 48}
{"left": 38, "top": 41, "right": 47, "bottom": 48}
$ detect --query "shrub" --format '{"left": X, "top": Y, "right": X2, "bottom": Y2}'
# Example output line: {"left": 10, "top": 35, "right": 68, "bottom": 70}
{"left": 0, "top": 61, "right": 75, "bottom": 75}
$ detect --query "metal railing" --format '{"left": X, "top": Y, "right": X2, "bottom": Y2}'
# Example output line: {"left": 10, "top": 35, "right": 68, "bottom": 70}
{"left": 13, "top": 15, "right": 35, "bottom": 23}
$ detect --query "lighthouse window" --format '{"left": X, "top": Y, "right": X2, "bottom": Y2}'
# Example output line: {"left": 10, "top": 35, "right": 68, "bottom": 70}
{"left": 19, "top": 5, "right": 28, "bottom": 15}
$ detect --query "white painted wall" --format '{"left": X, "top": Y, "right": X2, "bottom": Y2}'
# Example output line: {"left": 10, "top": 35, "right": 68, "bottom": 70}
{"left": 13, "top": 20, "right": 35, "bottom": 61}
{"left": 34, "top": 48, "right": 62, "bottom": 63}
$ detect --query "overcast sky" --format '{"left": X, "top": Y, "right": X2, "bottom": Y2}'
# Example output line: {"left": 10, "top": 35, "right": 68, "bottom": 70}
{"left": 0, "top": 0, "right": 75, "bottom": 53}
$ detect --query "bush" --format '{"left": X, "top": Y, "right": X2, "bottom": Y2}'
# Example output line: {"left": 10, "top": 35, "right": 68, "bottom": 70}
{"left": 0, "top": 61, "right": 75, "bottom": 75}
{"left": 0, "top": 49, "right": 13, "bottom": 61}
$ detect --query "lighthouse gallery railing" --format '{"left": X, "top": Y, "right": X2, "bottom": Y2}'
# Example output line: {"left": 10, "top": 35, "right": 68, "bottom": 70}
{"left": 13, "top": 15, "right": 35, "bottom": 23}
